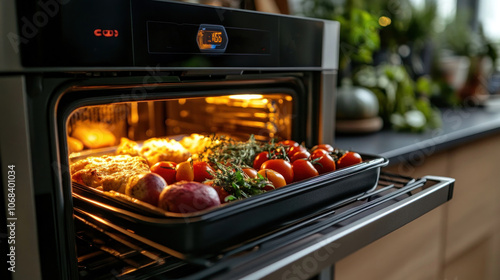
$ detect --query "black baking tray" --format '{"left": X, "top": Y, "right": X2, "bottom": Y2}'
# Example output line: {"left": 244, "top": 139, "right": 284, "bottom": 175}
{"left": 72, "top": 153, "right": 388, "bottom": 261}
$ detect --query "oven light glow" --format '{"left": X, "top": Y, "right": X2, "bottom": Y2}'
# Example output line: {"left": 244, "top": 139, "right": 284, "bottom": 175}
{"left": 205, "top": 95, "right": 270, "bottom": 107}
{"left": 130, "top": 103, "right": 139, "bottom": 124}
{"left": 254, "top": 112, "right": 268, "bottom": 118}
{"left": 229, "top": 94, "right": 263, "bottom": 100}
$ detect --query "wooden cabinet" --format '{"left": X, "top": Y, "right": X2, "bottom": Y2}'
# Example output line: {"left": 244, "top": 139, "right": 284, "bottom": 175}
{"left": 335, "top": 134, "right": 500, "bottom": 280}
{"left": 335, "top": 207, "right": 446, "bottom": 280}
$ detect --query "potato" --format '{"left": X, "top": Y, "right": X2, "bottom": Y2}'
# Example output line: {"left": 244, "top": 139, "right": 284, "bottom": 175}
{"left": 158, "top": 181, "right": 220, "bottom": 213}
{"left": 126, "top": 173, "right": 166, "bottom": 206}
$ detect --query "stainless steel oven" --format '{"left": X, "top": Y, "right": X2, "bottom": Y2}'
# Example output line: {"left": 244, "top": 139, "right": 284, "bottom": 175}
{"left": 0, "top": 1, "right": 453, "bottom": 280}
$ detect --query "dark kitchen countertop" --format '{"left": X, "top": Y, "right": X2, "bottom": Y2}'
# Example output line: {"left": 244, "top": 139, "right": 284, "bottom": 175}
{"left": 334, "top": 107, "right": 500, "bottom": 165}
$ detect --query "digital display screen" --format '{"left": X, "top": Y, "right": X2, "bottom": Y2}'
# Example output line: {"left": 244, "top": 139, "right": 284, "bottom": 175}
{"left": 147, "top": 22, "right": 270, "bottom": 55}
{"left": 197, "top": 25, "right": 228, "bottom": 52}
{"left": 199, "top": 30, "right": 223, "bottom": 46}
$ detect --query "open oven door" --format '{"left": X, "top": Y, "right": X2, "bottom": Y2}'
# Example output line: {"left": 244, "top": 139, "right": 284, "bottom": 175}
{"left": 73, "top": 172, "right": 453, "bottom": 279}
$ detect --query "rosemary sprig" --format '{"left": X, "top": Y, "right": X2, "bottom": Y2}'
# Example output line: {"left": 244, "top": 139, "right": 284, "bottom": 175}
{"left": 210, "top": 161, "right": 271, "bottom": 200}
{"left": 202, "top": 135, "right": 288, "bottom": 167}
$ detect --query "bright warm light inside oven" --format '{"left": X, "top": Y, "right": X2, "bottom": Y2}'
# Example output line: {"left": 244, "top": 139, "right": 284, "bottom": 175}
{"left": 228, "top": 94, "right": 263, "bottom": 100}
{"left": 204, "top": 95, "right": 269, "bottom": 107}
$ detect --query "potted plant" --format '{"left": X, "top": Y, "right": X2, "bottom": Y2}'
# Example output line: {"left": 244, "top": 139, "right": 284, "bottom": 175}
{"left": 436, "top": 11, "right": 498, "bottom": 104}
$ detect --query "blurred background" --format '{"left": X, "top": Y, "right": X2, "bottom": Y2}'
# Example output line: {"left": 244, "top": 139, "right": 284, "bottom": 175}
{"left": 179, "top": 0, "right": 500, "bottom": 133}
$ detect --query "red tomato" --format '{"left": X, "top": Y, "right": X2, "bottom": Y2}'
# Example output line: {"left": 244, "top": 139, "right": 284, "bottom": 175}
{"left": 260, "top": 159, "right": 294, "bottom": 184}
{"left": 278, "top": 140, "right": 299, "bottom": 155}
{"left": 278, "top": 140, "right": 299, "bottom": 148}
{"left": 253, "top": 151, "right": 270, "bottom": 170}
{"left": 287, "top": 145, "right": 308, "bottom": 158}
{"left": 311, "top": 144, "right": 334, "bottom": 153}
{"left": 242, "top": 167, "right": 258, "bottom": 178}
{"left": 311, "top": 148, "right": 329, "bottom": 157}
{"left": 337, "top": 152, "right": 363, "bottom": 169}
{"left": 175, "top": 161, "right": 194, "bottom": 182}
{"left": 292, "top": 159, "right": 319, "bottom": 182}
{"left": 290, "top": 150, "right": 311, "bottom": 162}
{"left": 205, "top": 181, "right": 231, "bottom": 204}
{"left": 193, "top": 161, "right": 215, "bottom": 182}
{"left": 150, "top": 161, "right": 177, "bottom": 185}
{"left": 310, "top": 149, "right": 336, "bottom": 174}
{"left": 258, "top": 169, "right": 286, "bottom": 190}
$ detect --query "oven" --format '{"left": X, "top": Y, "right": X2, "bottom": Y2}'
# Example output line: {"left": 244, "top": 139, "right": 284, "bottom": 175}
{"left": 0, "top": 1, "right": 454, "bottom": 280}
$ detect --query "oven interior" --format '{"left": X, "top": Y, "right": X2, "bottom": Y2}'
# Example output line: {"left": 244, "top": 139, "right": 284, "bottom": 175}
{"left": 57, "top": 75, "right": 317, "bottom": 276}
{"left": 66, "top": 92, "right": 294, "bottom": 152}
{"left": 60, "top": 75, "right": 315, "bottom": 155}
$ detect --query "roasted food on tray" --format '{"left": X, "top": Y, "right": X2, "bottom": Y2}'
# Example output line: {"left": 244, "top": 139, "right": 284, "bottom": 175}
{"left": 70, "top": 134, "right": 363, "bottom": 214}
{"left": 116, "top": 137, "right": 191, "bottom": 166}
{"left": 71, "top": 155, "right": 150, "bottom": 192}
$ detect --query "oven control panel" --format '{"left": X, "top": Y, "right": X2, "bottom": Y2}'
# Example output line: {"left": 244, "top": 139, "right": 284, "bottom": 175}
{"left": 146, "top": 21, "right": 269, "bottom": 56}
{"left": 15, "top": 0, "right": 330, "bottom": 69}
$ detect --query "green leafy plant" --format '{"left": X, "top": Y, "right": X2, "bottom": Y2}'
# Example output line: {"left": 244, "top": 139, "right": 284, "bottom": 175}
{"left": 374, "top": 0, "right": 438, "bottom": 48}
{"left": 334, "top": 8, "right": 381, "bottom": 71}
{"left": 300, "top": 0, "right": 442, "bottom": 132}
{"left": 354, "top": 65, "right": 441, "bottom": 132}
{"left": 439, "top": 11, "right": 497, "bottom": 62}
{"left": 432, "top": 10, "right": 498, "bottom": 101}
{"left": 301, "top": 0, "right": 381, "bottom": 73}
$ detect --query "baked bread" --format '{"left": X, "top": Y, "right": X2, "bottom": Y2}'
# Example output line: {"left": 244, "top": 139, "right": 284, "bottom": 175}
{"left": 71, "top": 122, "right": 116, "bottom": 149}
{"left": 67, "top": 136, "right": 84, "bottom": 153}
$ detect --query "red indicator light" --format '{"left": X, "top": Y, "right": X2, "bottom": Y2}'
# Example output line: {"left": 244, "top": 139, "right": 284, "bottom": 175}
{"left": 103, "top": 30, "right": 113, "bottom": 37}
{"left": 93, "top": 29, "right": 119, "bottom": 37}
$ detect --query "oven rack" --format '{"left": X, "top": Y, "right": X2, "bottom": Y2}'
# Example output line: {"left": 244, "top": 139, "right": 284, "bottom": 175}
{"left": 73, "top": 171, "right": 454, "bottom": 280}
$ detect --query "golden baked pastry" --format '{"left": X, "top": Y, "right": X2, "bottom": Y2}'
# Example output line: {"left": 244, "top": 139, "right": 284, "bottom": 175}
{"left": 70, "top": 155, "right": 150, "bottom": 193}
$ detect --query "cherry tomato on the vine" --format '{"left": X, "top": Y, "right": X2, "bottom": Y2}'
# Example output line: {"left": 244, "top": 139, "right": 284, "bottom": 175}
{"left": 290, "top": 150, "right": 311, "bottom": 162}
{"left": 258, "top": 169, "right": 287, "bottom": 190}
{"left": 205, "top": 180, "right": 231, "bottom": 204}
{"left": 150, "top": 161, "right": 177, "bottom": 185}
{"left": 310, "top": 149, "right": 336, "bottom": 174}
{"left": 292, "top": 159, "right": 319, "bottom": 182}
{"left": 286, "top": 145, "right": 308, "bottom": 159}
{"left": 242, "top": 167, "right": 259, "bottom": 178}
{"left": 278, "top": 140, "right": 299, "bottom": 148}
{"left": 311, "top": 144, "right": 334, "bottom": 153}
{"left": 193, "top": 161, "right": 215, "bottom": 182}
{"left": 311, "top": 148, "right": 329, "bottom": 157}
{"left": 337, "top": 152, "right": 363, "bottom": 169}
{"left": 260, "top": 159, "right": 294, "bottom": 184}
{"left": 253, "top": 151, "right": 270, "bottom": 170}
